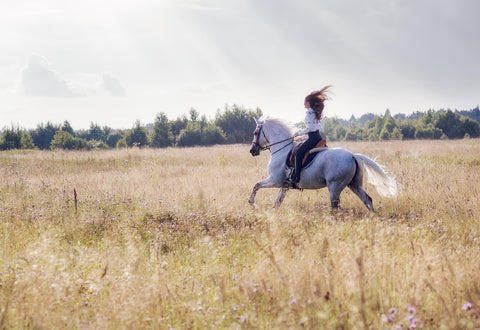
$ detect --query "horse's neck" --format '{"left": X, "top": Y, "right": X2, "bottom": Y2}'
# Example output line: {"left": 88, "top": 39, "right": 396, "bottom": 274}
{"left": 266, "top": 126, "right": 292, "bottom": 162}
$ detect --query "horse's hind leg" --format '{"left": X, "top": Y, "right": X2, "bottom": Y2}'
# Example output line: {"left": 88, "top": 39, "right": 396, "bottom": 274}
{"left": 349, "top": 157, "right": 374, "bottom": 211}
{"left": 349, "top": 184, "right": 374, "bottom": 211}
{"left": 327, "top": 182, "right": 344, "bottom": 209}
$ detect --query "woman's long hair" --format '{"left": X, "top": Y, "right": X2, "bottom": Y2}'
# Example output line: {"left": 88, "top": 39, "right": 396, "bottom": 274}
{"left": 305, "top": 85, "right": 332, "bottom": 120}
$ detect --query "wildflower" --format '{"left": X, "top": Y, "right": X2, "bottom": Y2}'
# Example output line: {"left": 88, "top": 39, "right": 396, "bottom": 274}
{"left": 389, "top": 307, "right": 398, "bottom": 314}
{"left": 240, "top": 315, "right": 248, "bottom": 323}
{"left": 462, "top": 302, "right": 473, "bottom": 311}
{"left": 289, "top": 298, "right": 297, "bottom": 306}
{"left": 407, "top": 306, "right": 416, "bottom": 314}
{"left": 386, "top": 314, "right": 395, "bottom": 323}
{"left": 408, "top": 317, "right": 418, "bottom": 329}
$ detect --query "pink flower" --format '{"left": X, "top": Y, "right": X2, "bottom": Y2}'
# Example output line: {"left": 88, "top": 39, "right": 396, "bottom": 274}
{"left": 389, "top": 307, "right": 398, "bottom": 314}
{"left": 408, "top": 317, "right": 418, "bottom": 329}
{"left": 240, "top": 315, "right": 248, "bottom": 323}
{"left": 407, "top": 306, "right": 416, "bottom": 314}
{"left": 462, "top": 302, "right": 473, "bottom": 311}
{"left": 289, "top": 298, "right": 297, "bottom": 306}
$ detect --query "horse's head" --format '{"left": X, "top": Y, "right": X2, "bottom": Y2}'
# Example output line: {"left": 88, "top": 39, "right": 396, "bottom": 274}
{"left": 249, "top": 118, "right": 268, "bottom": 156}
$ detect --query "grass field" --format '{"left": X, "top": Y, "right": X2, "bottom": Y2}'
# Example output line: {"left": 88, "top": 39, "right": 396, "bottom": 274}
{"left": 1, "top": 139, "right": 480, "bottom": 329}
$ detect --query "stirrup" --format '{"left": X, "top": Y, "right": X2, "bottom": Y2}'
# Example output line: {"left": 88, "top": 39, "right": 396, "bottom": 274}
{"left": 283, "top": 178, "right": 302, "bottom": 190}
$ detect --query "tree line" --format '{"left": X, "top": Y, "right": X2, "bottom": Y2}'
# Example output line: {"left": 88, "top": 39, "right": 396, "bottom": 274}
{"left": 0, "top": 105, "right": 262, "bottom": 150}
{"left": 1, "top": 105, "right": 479, "bottom": 151}
{"left": 323, "top": 107, "right": 480, "bottom": 141}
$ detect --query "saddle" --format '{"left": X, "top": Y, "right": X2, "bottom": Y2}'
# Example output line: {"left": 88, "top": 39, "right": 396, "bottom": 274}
{"left": 287, "top": 139, "right": 328, "bottom": 168}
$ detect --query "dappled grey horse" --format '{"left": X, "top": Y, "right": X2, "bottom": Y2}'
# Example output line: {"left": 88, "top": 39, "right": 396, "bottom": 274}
{"left": 248, "top": 117, "right": 397, "bottom": 210}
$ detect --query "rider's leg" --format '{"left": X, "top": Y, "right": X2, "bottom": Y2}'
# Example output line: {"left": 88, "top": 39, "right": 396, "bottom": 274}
{"left": 292, "top": 132, "right": 321, "bottom": 183}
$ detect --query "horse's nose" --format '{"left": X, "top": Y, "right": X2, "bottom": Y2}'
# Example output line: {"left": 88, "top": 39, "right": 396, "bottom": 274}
{"left": 250, "top": 145, "right": 259, "bottom": 156}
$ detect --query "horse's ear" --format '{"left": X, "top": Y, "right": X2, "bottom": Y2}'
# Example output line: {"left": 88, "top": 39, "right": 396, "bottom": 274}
{"left": 254, "top": 118, "right": 262, "bottom": 125}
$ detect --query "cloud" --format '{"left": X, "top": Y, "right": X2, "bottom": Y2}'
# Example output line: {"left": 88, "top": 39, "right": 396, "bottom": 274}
{"left": 97, "top": 73, "right": 126, "bottom": 97}
{"left": 21, "top": 55, "right": 84, "bottom": 97}
{"left": 19, "top": 55, "right": 126, "bottom": 98}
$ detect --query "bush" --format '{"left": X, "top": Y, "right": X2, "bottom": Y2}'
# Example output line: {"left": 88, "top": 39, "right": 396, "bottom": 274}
{"left": 177, "top": 122, "right": 202, "bottom": 147}
{"left": 50, "top": 131, "right": 89, "bottom": 150}
{"left": 202, "top": 124, "right": 226, "bottom": 145}
{"left": 125, "top": 122, "right": 149, "bottom": 147}
{"left": 106, "top": 132, "right": 124, "bottom": 148}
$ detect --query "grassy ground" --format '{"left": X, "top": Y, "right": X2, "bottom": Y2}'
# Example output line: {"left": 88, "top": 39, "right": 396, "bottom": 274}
{"left": 1, "top": 140, "right": 480, "bottom": 329}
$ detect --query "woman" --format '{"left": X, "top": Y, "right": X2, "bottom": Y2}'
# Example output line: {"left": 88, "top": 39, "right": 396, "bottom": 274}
{"left": 291, "top": 85, "right": 331, "bottom": 184}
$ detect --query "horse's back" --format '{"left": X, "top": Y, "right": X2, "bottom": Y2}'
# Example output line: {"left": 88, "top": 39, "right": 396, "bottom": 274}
{"left": 309, "top": 148, "right": 354, "bottom": 168}
{"left": 300, "top": 148, "right": 356, "bottom": 189}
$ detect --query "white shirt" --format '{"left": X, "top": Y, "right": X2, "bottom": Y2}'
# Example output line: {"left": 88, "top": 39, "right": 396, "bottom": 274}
{"left": 296, "top": 108, "right": 322, "bottom": 135}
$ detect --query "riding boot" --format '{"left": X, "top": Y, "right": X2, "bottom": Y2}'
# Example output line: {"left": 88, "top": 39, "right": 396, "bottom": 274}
{"left": 292, "top": 155, "right": 302, "bottom": 183}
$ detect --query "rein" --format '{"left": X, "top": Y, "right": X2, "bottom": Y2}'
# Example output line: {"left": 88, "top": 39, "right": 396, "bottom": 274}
{"left": 254, "top": 124, "right": 293, "bottom": 155}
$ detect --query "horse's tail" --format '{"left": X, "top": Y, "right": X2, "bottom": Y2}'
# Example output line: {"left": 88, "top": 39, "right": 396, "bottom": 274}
{"left": 353, "top": 154, "right": 397, "bottom": 198}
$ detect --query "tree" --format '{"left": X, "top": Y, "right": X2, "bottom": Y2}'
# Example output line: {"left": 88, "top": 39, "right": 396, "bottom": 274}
{"left": 50, "top": 131, "right": 89, "bottom": 149}
{"left": 151, "top": 112, "right": 173, "bottom": 147}
{"left": 215, "top": 105, "right": 262, "bottom": 143}
{"left": 61, "top": 120, "right": 75, "bottom": 136}
{"left": 125, "top": 121, "right": 149, "bottom": 147}
{"left": 0, "top": 126, "right": 22, "bottom": 150}
{"left": 0, "top": 127, "right": 35, "bottom": 150}
{"left": 87, "top": 122, "right": 105, "bottom": 141}
{"left": 334, "top": 126, "right": 347, "bottom": 140}
{"left": 176, "top": 122, "right": 202, "bottom": 147}
{"left": 379, "top": 116, "right": 399, "bottom": 140}
{"left": 320, "top": 117, "right": 347, "bottom": 141}
{"left": 398, "top": 121, "right": 416, "bottom": 139}
{"left": 345, "top": 122, "right": 363, "bottom": 141}
{"left": 442, "top": 111, "right": 479, "bottom": 138}
{"left": 391, "top": 127, "right": 403, "bottom": 140}
{"left": 202, "top": 123, "right": 226, "bottom": 145}
{"left": 106, "top": 131, "right": 124, "bottom": 148}
{"left": 31, "top": 122, "right": 59, "bottom": 150}
{"left": 459, "top": 106, "right": 480, "bottom": 124}
{"left": 460, "top": 116, "right": 480, "bottom": 138}
{"left": 21, "top": 132, "right": 35, "bottom": 149}
{"left": 51, "top": 131, "right": 76, "bottom": 149}
{"left": 414, "top": 125, "right": 443, "bottom": 139}
{"left": 189, "top": 108, "right": 200, "bottom": 122}
{"left": 170, "top": 115, "right": 188, "bottom": 145}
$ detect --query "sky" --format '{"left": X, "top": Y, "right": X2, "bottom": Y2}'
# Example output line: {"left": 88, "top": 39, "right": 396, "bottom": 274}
{"left": 1, "top": 0, "right": 479, "bottom": 129}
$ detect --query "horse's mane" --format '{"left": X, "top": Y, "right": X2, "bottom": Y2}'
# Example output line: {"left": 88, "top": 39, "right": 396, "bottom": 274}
{"left": 260, "top": 116, "right": 294, "bottom": 136}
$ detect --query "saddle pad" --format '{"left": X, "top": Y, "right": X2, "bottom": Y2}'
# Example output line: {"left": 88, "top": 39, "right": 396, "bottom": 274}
{"left": 287, "top": 139, "right": 328, "bottom": 168}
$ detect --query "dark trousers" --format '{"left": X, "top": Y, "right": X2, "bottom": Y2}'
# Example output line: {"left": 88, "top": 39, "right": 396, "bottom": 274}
{"left": 293, "top": 131, "right": 322, "bottom": 182}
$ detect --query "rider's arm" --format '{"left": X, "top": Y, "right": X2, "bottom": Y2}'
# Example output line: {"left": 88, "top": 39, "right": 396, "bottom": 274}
{"left": 295, "top": 110, "right": 320, "bottom": 136}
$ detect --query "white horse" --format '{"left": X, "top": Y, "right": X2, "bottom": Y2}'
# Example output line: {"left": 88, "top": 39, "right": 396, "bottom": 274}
{"left": 248, "top": 117, "right": 397, "bottom": 210}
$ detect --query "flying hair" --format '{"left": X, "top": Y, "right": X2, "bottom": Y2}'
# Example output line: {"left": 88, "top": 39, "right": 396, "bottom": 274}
{"left": 305, "top": 85, "right": 332, "bottom": 120}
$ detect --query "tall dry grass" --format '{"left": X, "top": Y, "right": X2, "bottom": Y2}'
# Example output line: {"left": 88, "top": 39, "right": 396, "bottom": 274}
{"left": 1, "top": 140, "right": 479, "bottom": 329}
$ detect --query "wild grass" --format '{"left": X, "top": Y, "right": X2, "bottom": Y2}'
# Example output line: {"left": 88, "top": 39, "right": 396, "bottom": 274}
{"left": 1, "top": 140, "right": 480, "bottom": 329}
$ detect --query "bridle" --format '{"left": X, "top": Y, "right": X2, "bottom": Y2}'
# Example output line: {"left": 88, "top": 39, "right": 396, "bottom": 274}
{"left": 252, "top": 124, "right": 293, "bottom": 155}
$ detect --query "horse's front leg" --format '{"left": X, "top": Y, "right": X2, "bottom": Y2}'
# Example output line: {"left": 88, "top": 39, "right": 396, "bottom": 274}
{"left": 248, "top": 177, "right": 277, "bottom": 205}
{"left": 274, "top": 187, "right": 289, "bottom": 209}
